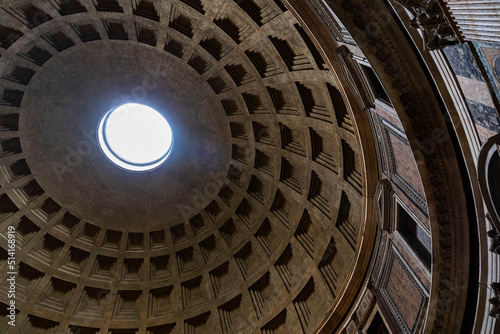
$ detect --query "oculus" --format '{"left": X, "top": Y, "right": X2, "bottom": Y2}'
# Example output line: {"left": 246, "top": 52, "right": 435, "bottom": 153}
{"left": 98, "top": 103, "right": 173, "bottom": 172}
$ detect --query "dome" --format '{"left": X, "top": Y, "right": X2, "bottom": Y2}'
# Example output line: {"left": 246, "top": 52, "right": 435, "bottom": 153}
{"left": 0, "top": 1, "right": 367, "bottom": 332}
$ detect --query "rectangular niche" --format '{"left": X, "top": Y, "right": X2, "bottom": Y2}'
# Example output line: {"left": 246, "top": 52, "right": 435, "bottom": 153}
{"left": 184, "top": 311, "right": 210, "bottom": 333}
{"left": 169, "top": 7, "right": 197, "bottom": 38}
{"left": 171, "top": 223, "right": 188, "bottom": 245}
{"left": 101, "top": 229, "right": 122, "bottom": 250}
{"left": 0, "top": 137, "right": 22, "bottom": 157}
{"left": 227, "top": 164, "right": 243, "bottom": 187}
{"left": 0, "top": 88, "right": 24, "bottom": 108}
{"left": 33, "top": 197, "right": 61, "bottom": 223}
{"left": 274, "top": 244, "right": 294, "bottom": 292}
{"left": 247, "top": 175, "right": 266, "bottom": 203}
{"left": 90, "top": 255, "right": 117, "bottom": 280}
{"left": 188, "top": 51, "right": 211, "bottom": 74}
{"left": 2, "top": 66, "right": 35, "bottom": 86}
{"left": 293, "top": 278, "right": 316, "bottom": 333}
{"left": 10, "top": 216, "right": 39, "bottom": 247}
{"left": 318, "top": 237, "right": 338, "bottom": 296}
{"left": 136, "top": 24, "right": 157, "bottom": 46}
{"left": 209, "top": 261, "right": 235, "bottom": 298}
{"left": 307, "top": 170, "right": 333, "bottom": 218}
{"left": 181, "top": 276, "right": 208, "bottom": 310}
{"left": 248, "top": 272, "right": 271, "bottom": 319}
{"left": 233, "top": 241, "right": 254, "bottom": 280}
{"left": 254, "top": 217, "right": 276, "bottom": 257}
{"left": 112, "top": 290, "right": 142, "bottom": 320}
{"left": 205, "top": 200, "right": 222, "bottom": 222}
{"left": 219, "top": 218, "right": 242, "bottom": 248}
{"left": 121, "top": 258, "right": 144, "bottom": 282}
{"left": 42, "top": 31, "right": 75, "bottom": 52}
{"left": 253, "top": 122, "right": 274, "bottom": 146}
{"left": 309, "top": 128, "right": 336, "bottom": 173}
{"left": 221, "top": 98, "right": 242, "bottom": 116}
{"left": 242, "top": 92, "right": 267, "bottom": 114}
{"left": 218, "top": 184, "right": 234, "bottom": 206}
{"left": 102, "top": 20, "right": 128, "bottom": 40}
{"left": 16, "top": 262, "right": 44, "bottom": 302}
{"left": 180, "top": 0, "right": 204, "bottom": 13}
{"left": 126, "top": 232, "right": 144, "bottom": 251}
{"left": 294, "top": 209, "right": 315, "bottom": 258}
{"left": 0, "top": 24, "right": 23, "bottom": 49}
{"left": 245, "top": 49, "right": 283, "bottom": 78}
{"left": 261, "top": 308, "right": 287, "bottom": 333}
{"left": 341, "top": 139, "right": 362, "bottom": 194}
{"left": 77, "top": 223, "right": 101, "bottom": 245}
{"left": 336, "top": 191, "right": 356, "bottom": 250}
{"left": 218, "top": 295, "right": 242, "bottom": 334}
{"left": 269, "top": 36, "right": 312, "bottom": 71}
{"left": 255, "top": 149, "right": 274, "bottom": 177}
{"left": 146, "top": 324, "right": 175, "bottom": 334}
{"left": 279, "top": 157, "right": 302, "bottom": 194}
{"left": 36, "top": 277, "right": 77, "bottom": 313}
{"left": 270, "top": 189, "right": 293, "bottom": 228}
{"left": 2, "top": 158, "right": 30, "bottom": 182}
{"left": 31, "top": 233, "right": 64, "bottom": 264}
{"left": 18, "top": 45, "right": 52, "bottom": 66}
{"left": 176, "top": 246, "right": 196, "bottom": 274}
{"left": 190, "top": 213, "right": 208, "bottom": 235}
{"left": 93, "top": 0, "right": 123, "bottom": 12}
{"left": 267, "top": 85, "right": 299, "bottom": 115}
{"left": 150, "top": 255, "right": 172, "bottom": 281}
{"left": 214, "top": 14, "right": 251, "bottom": 43}
{"left": 165, "top": 35, "right": 184, "bottom": 58}
{"left": 132, "top": 0, "right": 160, "bottom": 21}
{"left": 71, "top": 23, "right": 100, "bottom": 42}
{"left": 150, "top": 230, "right": 167, "bottom": 249}
{"left": 59, "top": 246, "right": 90, "bottom": 275}
{"left": 5, "top": 4, "right": 52, "bottom": 29}
{"left": 23, "top": 315, "right": 59, "bottom": 332}
{"left": 279, "top": 123, "right": 306, "bottom": 157}
{"left": 327, "top": 83, "right": 353, "bottom": 133}
{"left": 296, "top": 82, "right": 332, "bottom": 123}
{"left": 74, "top": 286, "right": 110, "bottom": 319}
{"left": 199, "top": 32, "right": 230, "bottom": 61}
{"left": 235, "top": 198, "right": 257, "bottom": 228}
{"left": 232, "top": 143, "right": 248, "bottom": 164}
{"left": 207, "top": 74, "right": 230, "bottom": 94}
{"left": 225, "top": 64, "right": 255, "bottom": 86}
{"left": 234, "top": 0, "right": 278, "bottom": 26}
{"left": 148, "top": 286, "right": 174, "bottom": 318}
{"left": 0, "top": 193, "right": 18, "bottom": 222}
{"left": 199, "top": 234, "right": 221, "bottom": 264}
{"left": 50, "top": 0, "right": 87, "bottom": 15}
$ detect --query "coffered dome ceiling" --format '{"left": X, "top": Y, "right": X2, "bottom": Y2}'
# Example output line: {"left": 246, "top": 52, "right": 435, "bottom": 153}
{"left": 0, "top": 0, "right": 368, "bottom": 333}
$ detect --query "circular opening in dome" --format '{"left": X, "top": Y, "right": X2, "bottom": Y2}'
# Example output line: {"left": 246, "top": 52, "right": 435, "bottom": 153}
{"left": 98, "top": 103, "right": 173, "bottom": 172}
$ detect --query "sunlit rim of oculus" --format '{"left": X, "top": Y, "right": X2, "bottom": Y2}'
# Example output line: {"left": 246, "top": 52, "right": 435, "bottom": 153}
{"left": 98, "top": 103, "right": 173, "bottom": 172}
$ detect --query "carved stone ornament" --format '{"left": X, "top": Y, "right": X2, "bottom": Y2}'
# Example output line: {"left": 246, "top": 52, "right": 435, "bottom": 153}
{"left": 487, "top": 226, "right": 500, "bottom": 255}
{"left": 394, "top": 0, "right": 458, "bottom": 50}
{"left": 489, "top": 282, "right": 500, "bottom": 319}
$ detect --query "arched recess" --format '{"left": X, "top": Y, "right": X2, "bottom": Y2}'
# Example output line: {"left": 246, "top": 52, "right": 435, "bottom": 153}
{"left": 478, "top": 134, "right": 500, "bottom": 233}
{"left": 281, "top": 0, "right": 471, "bottom": 333}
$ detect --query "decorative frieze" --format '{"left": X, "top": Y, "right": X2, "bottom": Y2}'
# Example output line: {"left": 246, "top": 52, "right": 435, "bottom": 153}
{"left": 393, "top": 0, "right": 459, "bottom": 49}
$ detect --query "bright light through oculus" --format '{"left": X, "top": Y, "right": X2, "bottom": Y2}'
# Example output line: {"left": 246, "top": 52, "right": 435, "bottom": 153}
{"left": 98, "top": 103, "right": 173, "bottom": 172}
